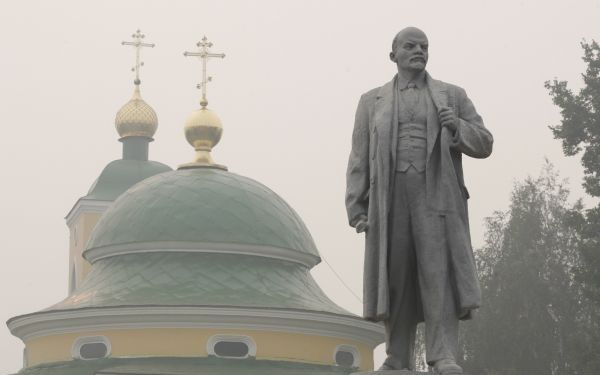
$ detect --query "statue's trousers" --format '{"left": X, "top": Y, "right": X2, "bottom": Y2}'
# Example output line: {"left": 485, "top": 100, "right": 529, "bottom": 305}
{"left": 385, "top": 167, "right": 459, "bottom": 367}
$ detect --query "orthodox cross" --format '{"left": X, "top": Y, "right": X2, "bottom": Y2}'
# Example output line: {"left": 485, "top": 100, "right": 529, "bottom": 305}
{"left": 184, "top": 36, "right": 226, "bottom": 108}
{"left": 121, "top": 29, "right": 155, "bottom": 85}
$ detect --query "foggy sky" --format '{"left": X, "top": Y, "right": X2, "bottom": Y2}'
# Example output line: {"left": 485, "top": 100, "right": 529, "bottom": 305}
{"left": 1, "top": 0, "right": 599, "bottom": 372}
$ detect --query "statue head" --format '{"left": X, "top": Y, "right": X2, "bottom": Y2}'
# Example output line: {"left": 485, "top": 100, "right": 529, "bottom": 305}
{"left": 390, "top": 27, "right": 429, "bottom": 73}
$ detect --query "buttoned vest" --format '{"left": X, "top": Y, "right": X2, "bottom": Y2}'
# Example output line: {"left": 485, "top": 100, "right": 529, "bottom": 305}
{"left": 396, "top": 85, "right": 428, "bottom": 172}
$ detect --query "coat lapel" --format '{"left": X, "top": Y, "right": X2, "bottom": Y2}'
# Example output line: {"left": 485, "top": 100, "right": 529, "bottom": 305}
{"left": 426, "top": 73, "right": 447, "bottom": 161}
{"left": 374, "top": 77, "right": 396, "bottom": 164}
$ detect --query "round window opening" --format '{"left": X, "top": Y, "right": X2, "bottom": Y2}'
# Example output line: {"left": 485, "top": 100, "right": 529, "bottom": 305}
{"left": 214, "top": 341, "right": 249, "bottom": 358}
{"left": 80, "top": 342, "right": 108, "bottom": 359}
{"left": 207, "top": 335, "right": 256, "bottom": 359}
{"left": 334, "top": 345, "right": 360, "bottom": 368}
{"left": 72, "top": 336, "right": 111, "bottom": 360}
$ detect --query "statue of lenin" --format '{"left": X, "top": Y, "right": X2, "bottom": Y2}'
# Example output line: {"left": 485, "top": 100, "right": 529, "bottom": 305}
{"left": 345, "top": 27, "right": 493, "bottom": 374}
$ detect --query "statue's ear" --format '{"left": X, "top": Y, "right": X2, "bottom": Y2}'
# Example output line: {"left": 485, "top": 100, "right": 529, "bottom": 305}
{"left": 389, "top": 52, "right": 396, "bottom": 63}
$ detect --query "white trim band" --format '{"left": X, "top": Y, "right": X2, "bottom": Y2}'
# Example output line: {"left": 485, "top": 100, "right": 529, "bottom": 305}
{"left": 83, "top": 241, "right": 321, "bottom": 268}
{"left": 8, "top": 306, "right": 384, "bottom": 346}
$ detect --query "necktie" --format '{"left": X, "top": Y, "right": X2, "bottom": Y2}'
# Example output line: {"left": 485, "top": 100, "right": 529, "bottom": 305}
{"left": 402, "top": 82, "right": 419, "bottom": 121}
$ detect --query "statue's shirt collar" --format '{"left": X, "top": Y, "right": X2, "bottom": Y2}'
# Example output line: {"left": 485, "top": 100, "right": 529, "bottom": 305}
{"left": 397, "top": 70, "right": 426, "bottom": 91}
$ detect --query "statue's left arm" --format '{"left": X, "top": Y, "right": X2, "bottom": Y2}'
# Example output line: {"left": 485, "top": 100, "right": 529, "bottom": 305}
{"left": 450, "top": 87, "right": 493, "bottom": 158}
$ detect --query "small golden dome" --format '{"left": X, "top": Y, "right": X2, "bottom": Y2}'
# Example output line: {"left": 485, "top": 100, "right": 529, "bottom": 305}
{"left": 115, "top": 85, "right": 158, "bottom": 139}
{"left": 180, "top": 107, "right": 225, "bottom": 169}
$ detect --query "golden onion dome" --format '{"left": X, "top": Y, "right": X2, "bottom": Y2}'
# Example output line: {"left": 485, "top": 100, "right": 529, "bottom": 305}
{"left": 179, "top": 105, "right": 225, "bottom": 169}
{"left": 115, "top": 85, "right": 158, "bottom": 139}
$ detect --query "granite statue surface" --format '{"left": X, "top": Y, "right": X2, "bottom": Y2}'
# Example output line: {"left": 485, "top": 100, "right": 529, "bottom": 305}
{"left": 345, "top": 27, "right": 493, "bottom": 375}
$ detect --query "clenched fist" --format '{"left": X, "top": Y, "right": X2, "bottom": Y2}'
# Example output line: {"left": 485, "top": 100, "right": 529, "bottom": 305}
{"left": 438, "top": 106, "right": 457, "bottom": 133}
{"left": 355, "top": 218, "right": 368, "bottom": 233}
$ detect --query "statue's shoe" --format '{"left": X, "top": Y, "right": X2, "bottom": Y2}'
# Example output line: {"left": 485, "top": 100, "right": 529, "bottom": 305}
{"left": 433, "top": 359, "right": 463, "bottom": 375}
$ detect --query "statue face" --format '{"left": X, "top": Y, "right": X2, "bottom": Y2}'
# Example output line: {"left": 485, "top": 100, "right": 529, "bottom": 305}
{"left": 390, "top": 29, "right": 429, "bottom": 72}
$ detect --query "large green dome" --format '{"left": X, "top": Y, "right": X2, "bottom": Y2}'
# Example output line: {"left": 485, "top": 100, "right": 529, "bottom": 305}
{"left": 84, "top": 168, "right": 320, "bottom": 265}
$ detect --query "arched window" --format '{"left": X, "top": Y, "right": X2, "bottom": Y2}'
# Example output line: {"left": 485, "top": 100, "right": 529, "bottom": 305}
{"left": 334, "top": 344, "right": 360, "bottom": 368}
{"left": 72, "top": 336, "right": 111, "bottom": 360}
{"left": 207, "top": 334, "right": 256, "bottom": 359}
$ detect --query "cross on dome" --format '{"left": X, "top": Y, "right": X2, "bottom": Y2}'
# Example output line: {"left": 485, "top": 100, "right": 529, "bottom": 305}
{"left": 121, "top": 29, "right": 155, "bottom": 85}
{"left": 184, "top": 36, "right": 226, "bottom": 108}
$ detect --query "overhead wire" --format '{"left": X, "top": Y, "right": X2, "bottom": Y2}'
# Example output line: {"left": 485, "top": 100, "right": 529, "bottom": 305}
{"left": 319, "top": 253, "right": 363, "bottom": 304}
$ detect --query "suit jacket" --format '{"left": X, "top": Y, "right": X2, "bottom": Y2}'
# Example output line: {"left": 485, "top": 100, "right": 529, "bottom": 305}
{"left": 345, "top": 72, "right": 493, "bottom": 321}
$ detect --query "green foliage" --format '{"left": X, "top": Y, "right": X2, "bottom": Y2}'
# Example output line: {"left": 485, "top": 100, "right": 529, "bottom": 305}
{"left": 457, "top": 41, "right": 600, "bottom": 374}
{"left": 545, "top": 40, "right": 600, "bottom": 198}
{"left": 460, "top": 163, "right": 599, "bottom": 375}
{"left": 545, "top": 42, "right": 600, "bottom": 370}
{"left": 575, "top": 206, "right": 600, "bottom": 301}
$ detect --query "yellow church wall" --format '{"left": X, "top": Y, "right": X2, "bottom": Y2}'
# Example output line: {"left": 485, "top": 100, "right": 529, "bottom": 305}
{"left": 68, "top": 212, "right": 102, "bottom": 290}
{"left": 26, "top": 327, "right": 373, "bottom": 370}
{"left": 79, "top": 212, "right": 101, "bottom": 279}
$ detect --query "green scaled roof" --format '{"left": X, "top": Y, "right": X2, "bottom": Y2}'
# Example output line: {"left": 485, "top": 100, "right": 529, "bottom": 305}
{"left": 13, "top": 357, "right": 356, "bottom": 375}
{"left": 85, "top": 168, "right": 319, "bottom": 258}
{"left": 86, "top": 159, "right": 172, "bottom": 201}
{"left": 47, "top": 253, "right": 347, "bottom": 314}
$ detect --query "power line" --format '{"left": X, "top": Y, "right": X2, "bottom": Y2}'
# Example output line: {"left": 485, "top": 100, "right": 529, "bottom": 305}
{"left": 319, "top": 253, "right": 363, "bottom": 304}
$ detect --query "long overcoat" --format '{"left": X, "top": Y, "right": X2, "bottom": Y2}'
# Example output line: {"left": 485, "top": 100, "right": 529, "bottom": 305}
{"left": 346, "top": 73, "right": 493, "bottom": 322}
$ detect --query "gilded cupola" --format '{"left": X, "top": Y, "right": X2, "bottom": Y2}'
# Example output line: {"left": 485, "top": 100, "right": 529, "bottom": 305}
{"left": 115, "top": 84, "right": 158, "bottom": 140}
{"left": 115, "top": 29, "right": 158, "bottom": 161}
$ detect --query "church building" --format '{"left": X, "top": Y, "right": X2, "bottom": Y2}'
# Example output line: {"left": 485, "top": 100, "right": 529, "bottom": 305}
{"left": 6, "top": 32, "right": 384, "bottom": 375}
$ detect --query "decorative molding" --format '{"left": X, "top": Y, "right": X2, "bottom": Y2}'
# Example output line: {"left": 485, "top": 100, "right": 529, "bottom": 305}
{"left": 207, "top": 334, "right": 256, "bottom": 359}
{"left": 9, "top": 306, "right": 384, "bottom": 347}
{"left": 71, "top": 335, "right": 111, "bottom": 360}
{"left": 65, "top": 198, "right": 112, "bottom": 227}
{"left": 83, "top": 241, "right": 321, "bottom": 268}
{"left": 334, "top": 344, "right": 361, "bottom": 368}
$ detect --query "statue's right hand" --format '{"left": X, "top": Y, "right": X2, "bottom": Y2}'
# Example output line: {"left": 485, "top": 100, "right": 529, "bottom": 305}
{"left": 355, "top": 218, "right": 369, "bottom": 233}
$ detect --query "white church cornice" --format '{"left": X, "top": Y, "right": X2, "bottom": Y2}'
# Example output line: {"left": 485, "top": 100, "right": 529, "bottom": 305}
{"left": 65, "top": 198, "right": 112, "bottom": 227}
{"left": 7, "top": 306, "right": 385, "bottom": 346}
{"left": 83, "top": 241, "right": 321, "bottom": 268}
